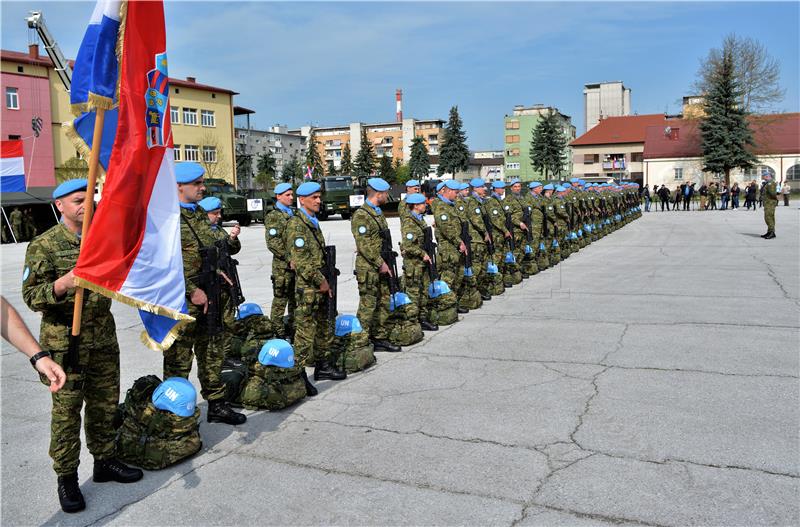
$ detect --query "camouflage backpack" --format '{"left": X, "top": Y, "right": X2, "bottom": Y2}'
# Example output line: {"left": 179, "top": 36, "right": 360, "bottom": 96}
{"left": 230, "top": 315, "right": 275, "bottom": 364}
{"left": 115, "top": 375, "right": 202, "bottom": 470}
{"left": 458, "top": 274, "right": 483, "bottom": 311}
{"left": 388, "top": 303, "right": 424, "bottom": 346}
{"left": 239, "top": 363, "right": 306, "bottom": 411}
{"left": 334, "top": 338, "right": 376, "bottom": 374}
{"left": 428, "top": 287, "right": 458, "bottom": 326}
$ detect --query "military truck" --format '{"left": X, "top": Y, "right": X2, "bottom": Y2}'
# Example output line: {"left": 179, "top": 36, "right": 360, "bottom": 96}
{"left": 319, "top": 176, "right": 357, "bottom": 220}
{"left": 204, "top": 178, "right": 251, "bottom": 225}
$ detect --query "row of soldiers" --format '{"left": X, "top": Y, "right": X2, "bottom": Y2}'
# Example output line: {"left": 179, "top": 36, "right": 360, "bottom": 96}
{"left": 21, "top": 164, "right": 640, "bottom": 513}
{"left": 3, "top": 206, "right": 37, "bottom": 243}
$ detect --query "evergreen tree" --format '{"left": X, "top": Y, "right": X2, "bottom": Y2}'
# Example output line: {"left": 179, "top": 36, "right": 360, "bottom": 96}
{"left": 353, "top": 128, "right": 375, "bottom": 185}
{"left": 408, "top": 135, "right": 430, "bottom": 180}
{"left": 394, "top": 162, "right": 411, "bottom": 185}
{"left": 327, "top": 159, "right": 338, "bottom": 177}
{"left": 378, "top": 155, "right": 395, "bottom": 184}
{"left": 281, "top": 155, "right": 303, "bottom": 186}
{"left": 305, "top": 130, "right": 325, "bottom": 179}
{"left": 437, "top": 106, "right": 470, "bottom": 178}
{"left": 255, "top": 151, "right": 276, "bottom": 190}
{"left": 530, "top": 110, "right": 568, "bottom": 180}
{"left": 700, "top": 47, "right": 757, "bottom": 186}
{"left": 341, "top": 143, "right": 352, "bottom": 177}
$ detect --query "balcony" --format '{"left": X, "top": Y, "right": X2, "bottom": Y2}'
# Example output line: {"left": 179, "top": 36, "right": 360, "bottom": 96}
{"left": 602, "top": 160, "right": 625, "bottom": 170}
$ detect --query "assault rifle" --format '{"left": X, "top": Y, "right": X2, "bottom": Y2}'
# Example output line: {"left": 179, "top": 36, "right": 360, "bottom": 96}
{"left": 422, "top": 226, "right": 438, "bottom": 281}
{"left": 198, "top": 243, "right": 223, "bottom": 336}
{"left": 481, "top": 212, "right": 496, "bottom": 256}
{"left": 379, "top": 228, "right": 408, "bottom": 309}
{"left": 541, "top": 205, "right": 549, "bottom": 239}
{"left": 460, "top": 220, "right": 473, "bottom": 274}
{"left": 522, "top": 206, "right": 534, "bottom": 259}
{"left": 504, "top": 211, "right": 516, "bottom": 252}
{"left": 217, "top": 239, "right": 244, "bottom": 306}
{"left": 322, "top": 245, "right": 339, "bottom": 321}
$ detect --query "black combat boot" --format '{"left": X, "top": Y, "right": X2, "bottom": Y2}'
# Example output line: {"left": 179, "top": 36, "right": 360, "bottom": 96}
{"left": 457, "top": 306, "right": 469, "bottom": 314}
{"left": 93, "top": 458, "right": 144, "bottom": 483}
{"left": 480, "top": 294, "right": 492, "bottom": 301}
{"left": 301, "top": 370, "right": 318, "bottom": 396}
{"left": 765, "top": 232, "right": 776, "bottom": 239}
{"left": 314, "top": 361, "right": 347, "bottom": 381}
{"left": 207, "top": 400, "right": 247, "bottom": 425}
{"left": 420, "top": 320, "right": 439, "bottom": 331}
{"left": 57, "top": 473, "right": 85, "bottom": 513}
{"left": 372, "top": 340, "right": 401, "bottom": 352}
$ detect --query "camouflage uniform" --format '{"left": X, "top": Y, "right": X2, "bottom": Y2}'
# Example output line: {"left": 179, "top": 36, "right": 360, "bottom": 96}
{"left": 23, "top": 223, "right": 119, "bottom": 476}
{"left": 400, "top": 210, "right": 432, "bottom": 323}
{"left": 763, "top": 180, "right": 778, "bottom": 234}
{"left": 163, "top": 205, "right": 226, "bottom": 402}
{"left": 554, "top": 196, "right": 570, "bottom": 259}
{"left": 517, "top": 192, "right": 539, "bottom": 276}
{"left": 210, "top": 222, "right": 241, "bottom": 360}
{"left": 286, "top": 209, "right": 334, "bottom": 367}
{"left": 485, "top": 193, "right": 517, "bottom": 286}
{"left": 10, "top": 208, "right": 23, "bottom": 241}
{"left": 431, "top": 197, "right": 465, "bottom": 303}
{"left": 463, "top": 194, "right": 492, "bottom": 296}
{"left": 265, "top": 205, "right": 296, "bottom": 336}
{"left": 542, "top": 196, "right": 561, "bottom": 266}
{"left": 530, "top": 193, "right": 550, "bottom": 271}
{"left": 351, "top": 201, "right": 393, "bottom": 347}
{"left": 455, "top": 196, "right": 482, "bottom": 309}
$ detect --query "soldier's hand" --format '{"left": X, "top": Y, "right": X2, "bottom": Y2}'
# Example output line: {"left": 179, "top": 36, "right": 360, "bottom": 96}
{"left": 504, "top": 231, "right": 512, "bottom": 239}
{"left": 53, "top": 270, "right": 77, "bottom": 297}
{"left": 519, "top": 222, "right": 528, "bottom": 231}
{"left": 319, "top": 279, "right": 332, "bottom": 297}
{"left": 190, "top": 288, "right": 209, "bottom": 314}
{"left": 459, "top": 242, "right": 467, "bottom": 254}
{"left": 379, "top": 262, "right": 391, "bottom": 276}
{"left": 230, "top": 224, "right": 241, "bottom": 239}
{"left": 36, "top": 357, "right": 66, "bottom": 393}
{"left": 484, "top": 233, "right": 491, "bottom": 243}
{"left": 422, "top": 254, "right": 432, "bottom": 264}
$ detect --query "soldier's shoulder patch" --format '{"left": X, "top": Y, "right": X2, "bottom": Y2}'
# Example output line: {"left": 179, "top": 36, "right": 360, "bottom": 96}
{"left": 474, "top": 207, "right": 481, "bottom": 214}
{"left": 440, "top": 213, "right": 448, "bottom": 221}
{"left": 458, "top": 205, "right": 464, "bottom": 211}
{"left": 268, "top": 228, "right": 278, "bottom": 236}
{"left": 22, "top": 266, "right": 30, "bottom": 282}
{"left": 503, "top": 205, "right": 510, "bottom": 210}
{"left": 492, "top": 209, "right": 498, "bottom": 215}
{"left": 358, "top": 225, "right": 367, "bottom": 234}
{"left": 294, "top": 238, "right": 305, "bottom": 248}
{"left": 406, "top": 233, "right": 414, "bottom": 240}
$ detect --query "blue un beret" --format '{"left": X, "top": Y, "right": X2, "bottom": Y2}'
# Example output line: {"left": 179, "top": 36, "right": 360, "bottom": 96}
{"left": 406, "top": 193, "right": 426, "bottom": 205}
{"left": 542, "top": 184, "right": 554, "bottom": 191}
{"left": 198, "top": 196, "right": 222, "bottom": 212}
{"left": 367, "top": 177, "right": 390, "bottom": 192}
{"left": 529, "top": 181, "right": 542, "bottom": 189}
{"left": 274, "top": 182, "right": 292, "bottom": 195}
{"left": 509, "top": 178, "right": 521, "bottom": 186}
{"left": 296, "top": 181, "right": 321, "bottom": 196}
{"left": 405, "top": 179, "right": 420, "bottom": 187}
{"left": 52, "top": 178, "right": 88, "bottom": 200}
{"left": 436, "top": 182, "right": 445, "bottom": 192}
{"left": 570, "top": 178, "right": 580, "bottom": 183}
{"left": 492, "top": 180, "right": 506, "bottom": 189}
{"left": 444, "top": 180, "right": 461, "bottom": 190}
{"left": 175, "top": 162, "right": 205, "bottom": 184}
{"left": 470, "top": 177, "right": 485, "bottom": 188}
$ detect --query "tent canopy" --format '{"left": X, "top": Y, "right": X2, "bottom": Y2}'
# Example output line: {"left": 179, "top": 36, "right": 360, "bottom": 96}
{"left": 1, "top": 187, "right": 56, "bottom": 207}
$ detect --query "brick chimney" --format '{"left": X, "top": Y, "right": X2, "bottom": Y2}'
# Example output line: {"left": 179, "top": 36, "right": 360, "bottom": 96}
{"left": 28, "top": 44, "right": 39, "bottom": 59}
{"left": 186, "top": 76, "right": 196, "bottom": 83}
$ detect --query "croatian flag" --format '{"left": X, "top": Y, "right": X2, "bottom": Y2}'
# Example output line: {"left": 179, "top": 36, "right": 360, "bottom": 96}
{"left": 0, "top": 140, "right": 26, "bottom": 192}
{"left": 70, "top": 0, "right": 192, "bottom": 350}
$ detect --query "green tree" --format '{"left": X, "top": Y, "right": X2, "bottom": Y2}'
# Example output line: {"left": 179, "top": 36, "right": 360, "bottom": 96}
{"left": 327, "top": 159, "right": 338, "bottom": 177}
{"left": 353, "top": 128, "right": 375, "bottom": 184}
{"left": 378, "top": 155, "right": 395, "bottom": 184}
{"left": 254, "top": 151, "right": 276, "bottom": 190}
{"left": 281, "top": 155, "right": 303, "bottom": 186}
{"left": 408, "top": 135, "right": 430, "bottom": 181}
{"left": 530, "top": 110, "right": 568, "bottom": 180}
{"left": 395, "top": 162, "right": 411, "bottom": 185}
{"left": 437, "top": 105, "right": 470, "bottom": 178}
{"left": 305, "top": 130, "right": 325, "bottom": 179}
{"left": 340, "top": 143, "right": 352, "bottom": 177}
{"left": 700, "top": 46, "right": 757, "bottom": 187}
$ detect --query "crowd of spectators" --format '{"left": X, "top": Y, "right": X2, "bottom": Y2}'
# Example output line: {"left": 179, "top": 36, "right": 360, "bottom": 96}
{"left": 641, "top": 180, "right": 792, "bottom": 211}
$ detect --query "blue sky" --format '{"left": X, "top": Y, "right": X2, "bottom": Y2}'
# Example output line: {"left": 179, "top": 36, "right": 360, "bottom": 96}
{"left": 3, "top": 1, "right": 798, "bottom": 149}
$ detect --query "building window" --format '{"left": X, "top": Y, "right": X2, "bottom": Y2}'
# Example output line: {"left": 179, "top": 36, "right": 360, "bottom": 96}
{"left": 184, "top": 145, "right": 199, "bottom": 161}
{"left": 583, "top": 154, "right": 598, "bottom": 164}
{"left": 5, "top": 87, "right": 19, "bottom": 110}
{"left": 201, "top": 110, "right": 215, "bottom": 127}
{"left": 174, "top": 145, "right": 181, "bottom": 161}
{"left": 203, "top": 146, "right": 217, "bottom": 163}
{"left": 427, "top": 134, "right": 438, "bottom": 143}
{"left": 506, "top": 148, "right": 520, "bottom": 157}
{"left": 674, "top": 168, "right": 683, "bottom": 180}
{"left": 8, "top": 134, "right": 21, "bottom": 140}
{"left": 787, "top": 164, "right": 800, "bottom": 181}
{"left": 174, "top": 88, "right": 180, "bottom": 94}
{"left": 17, "top": 66, "right": 23, "bottom": 73}
{"left": 506, "top": 120, "right": 520, "bottom": 130}
{"left": 170, "top": 106, "right": 179, "bottom": 124}
{"left": 631, "top": 152, "right": 643, "bottom": 163}
{"left": 182, "top": 108, "right": 197, "bottom": 126}
{"left": 506, "top": 162, "right": 520, "bottom": 170}
{"left": 505, "top": 135, "right": 520, "bottom": 144}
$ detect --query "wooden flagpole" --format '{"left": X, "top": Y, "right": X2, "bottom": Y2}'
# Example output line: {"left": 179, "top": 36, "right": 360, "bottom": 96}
{"left": 71, "top": 107, "right": 106, "bottom": 338}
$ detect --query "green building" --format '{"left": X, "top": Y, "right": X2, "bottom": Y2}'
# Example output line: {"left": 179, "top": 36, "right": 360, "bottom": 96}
{"left": 503, "top": 105, "right": 576, "bottom": 182}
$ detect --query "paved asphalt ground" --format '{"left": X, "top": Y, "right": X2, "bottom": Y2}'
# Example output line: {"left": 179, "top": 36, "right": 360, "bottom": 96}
{"left": 1, "top": 206, "right": 798, "bottom": 526}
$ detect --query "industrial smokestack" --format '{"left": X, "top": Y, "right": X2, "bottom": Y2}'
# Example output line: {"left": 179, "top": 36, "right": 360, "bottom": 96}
{"left": 396, "top": 89, "right": 403, "bottom": 122}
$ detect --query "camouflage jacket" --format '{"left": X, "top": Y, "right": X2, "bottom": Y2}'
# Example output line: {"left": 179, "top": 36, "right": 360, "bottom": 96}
{"left": 397, "top": 198, "right": 410, "bottom": 224}
{"left": 351, "top": 202, "right": 389, "bottom": 272}
{"left": 456, "top": 196, "right": 483, "bottom": 246}
{"left": 9, "top": 209, "right": 22, "bottom": 226}
{"left": 179, "top": 204, "right": 217, "bottom": 296}
{"left": 485, "top": 194, "right": 508, "bottom": 237}
{"left": 554, "top": 196, "right": 570, "bottom": 229}
{"left": 285, "top": 209, "right": 326, "bottom": 289}
{"left": 764, "top": 181, "right": 778, "bottom": 203}
{"left": 22, "top": 223, "right": 116, "bottom": 351}
{"left": 264, "top": 207, "right": 294, "bottom": 263}
{"left": 400, "top": 212, "right": 428, "bottom": 265}
{"left": 527, "top": 194, "right": 545, "bottom": 239}
{"left": 431, "top": 197, "right": 461, "bottom": 251}
{"left": 504, "top": 194, "right": 525, "bottom": 237}
{"left": 541, "top": 196, "right": 558, "bottom": 237}
{"left": 210, "top": 224, "right": 241, "bottom": 254}
{"left": 463, "top": 195, "right": 488, "bottom": 245}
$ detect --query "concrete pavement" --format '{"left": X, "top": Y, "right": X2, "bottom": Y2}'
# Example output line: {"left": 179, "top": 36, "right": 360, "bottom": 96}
{"left": 1, "top": 206, "right": 798, "bottom": 526}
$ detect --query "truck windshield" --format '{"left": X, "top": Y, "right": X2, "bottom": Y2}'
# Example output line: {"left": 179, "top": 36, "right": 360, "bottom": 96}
{"left": 208, "top": 184, "right": 236, "bottom": 193}
{"left": 324, "top": 180, "right": 353, "bottom": 191}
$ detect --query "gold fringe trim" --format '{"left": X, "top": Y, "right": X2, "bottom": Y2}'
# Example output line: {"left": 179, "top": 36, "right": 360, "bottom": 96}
{"left": 115, "top": 1, "right": 128, "bottom": 104}
{"left": 62, "top": 119, "right": 107, "bottom": 190}
{"left": 87, "top": 92, "right": 115, "bottom": 111}
{"left": 74, "top": 276, "right": 194, "bottom": 352}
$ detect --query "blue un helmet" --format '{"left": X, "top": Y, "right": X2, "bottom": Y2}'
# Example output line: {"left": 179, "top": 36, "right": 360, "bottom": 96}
{"left": 258, "top": 339, "right": 295, "bottom": 368}
{"left": 504, "top": 250, "right": 516, "bottom": 264}
{"left": 152, "top": 377, "right": 197, "bottom": 417}
{"left": 389, "top": 291, "right": 412, "bottom": 311}
{"left": 463, "top": 265, "right": 474, "bottom": 277}
{"left": 428, "top": 279, "right": 451, "bottom": 299}
{"left": 524, "top": 244, "right": 533, "bottom": 255}
{"left": 486, "top": 260, "right": 499, "bottom": 274}
{"left": 236, "top": 303, "right": 263, "bottom": 320}
{"left": 335, "top": 314, "right": 363, "bottom": 336}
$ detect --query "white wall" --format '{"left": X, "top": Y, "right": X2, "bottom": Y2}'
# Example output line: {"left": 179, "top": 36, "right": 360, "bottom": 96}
{"left": 644, "top": 154, "right": 800, "bottom": 188}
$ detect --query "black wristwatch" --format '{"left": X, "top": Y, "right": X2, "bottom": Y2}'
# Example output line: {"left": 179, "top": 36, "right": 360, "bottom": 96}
{"left": 30, "top": 350, "right": 51, "bottom": 369}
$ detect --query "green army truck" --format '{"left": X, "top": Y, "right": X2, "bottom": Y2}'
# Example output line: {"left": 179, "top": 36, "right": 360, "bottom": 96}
{"left": 319, "top": 176, "right": 357, "bottom": 220}
{"left": 204, "top": 178, "right": 252, "bottom": 225}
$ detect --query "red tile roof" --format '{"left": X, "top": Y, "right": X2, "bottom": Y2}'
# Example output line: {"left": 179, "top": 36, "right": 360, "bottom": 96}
{"left": 571, "top": 114, "right": 669, "bottom": 146}
{"left": 643, "top": 113, "right": 800, "bottom": 159}
{"left": 1, "top": 49, "right": 237, "bottom": 95}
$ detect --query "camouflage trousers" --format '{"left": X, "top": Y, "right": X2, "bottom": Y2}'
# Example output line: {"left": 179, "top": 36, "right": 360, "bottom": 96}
{"left": 163, "top": 309, "right": 226, "bottom": 402}
{"left": 293, "top": 285, "right": 335, "bottom": 367}
{"left": 499, "top": 238, "right": 522, "bottom": 285}
{"left": 269, "top": 260, "right": 296, "bottom": 337}
{"left": 402, "top": 262, "right": 431, "bottom": 323}
{"left": 46, "top": 343, "right": 120, "bottom": 476}
{"left": 516, "top": 232, "right": 539, "bottom": 276}
{"left": 764, "top": 202, "right": 776, "bottom": 232}
{"left": 469, "top": 242, "right": 492, "bottom": 296}
{"left": 438, "top": 242, "right": 465, "bottom": 305}
{"left": 354, "top": 265, "right": 392, "bottom": 347}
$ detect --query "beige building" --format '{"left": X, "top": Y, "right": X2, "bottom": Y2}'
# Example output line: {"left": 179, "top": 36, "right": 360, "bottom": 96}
{"left": 584, "top": 81, "right": 631, "bottom": 132}
{"left": 289, "top": 118, "right": 444, "bottom": 173}
{"left": 1, "top": 46, "right": 237, "bottom": 186}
